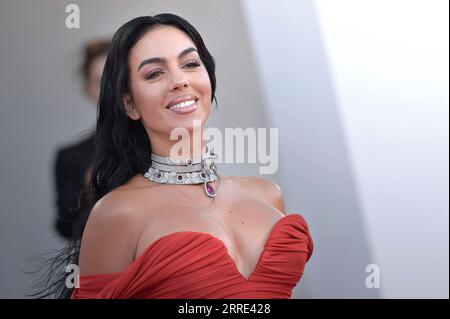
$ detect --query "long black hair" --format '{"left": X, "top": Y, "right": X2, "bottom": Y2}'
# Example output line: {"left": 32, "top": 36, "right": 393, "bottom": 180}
{"left": 30, "top": 13, "right": 217, "bottom": 299}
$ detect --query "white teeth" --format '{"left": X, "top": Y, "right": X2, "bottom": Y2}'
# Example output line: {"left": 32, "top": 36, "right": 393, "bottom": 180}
{"left": 169, "top": 99, "right": 195, "bottom": 109}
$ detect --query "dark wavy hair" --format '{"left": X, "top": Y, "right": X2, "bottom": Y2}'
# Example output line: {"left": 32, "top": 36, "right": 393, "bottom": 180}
{"left": 30, "top": 13, "right": 217, "bottom": 299}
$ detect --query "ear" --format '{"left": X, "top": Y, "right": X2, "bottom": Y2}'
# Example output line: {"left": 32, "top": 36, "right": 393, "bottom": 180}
{"left": 123, "top": 94, "right": 141, "bottom": 120}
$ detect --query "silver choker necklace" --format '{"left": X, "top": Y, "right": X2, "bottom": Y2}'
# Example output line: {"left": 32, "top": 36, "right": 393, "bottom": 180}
{"left": 144, "top": 146, "right": 220, "bottom": 197}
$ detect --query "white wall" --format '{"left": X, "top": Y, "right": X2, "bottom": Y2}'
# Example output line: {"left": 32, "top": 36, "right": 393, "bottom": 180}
{"left": 241, "top": 0, "right": 379, "bottom": 298}
{"left": 242, "top": 0, "right": 448, "bottom": 298}
{"left": 314, "top": 0, "right": 449, "bottom": 298}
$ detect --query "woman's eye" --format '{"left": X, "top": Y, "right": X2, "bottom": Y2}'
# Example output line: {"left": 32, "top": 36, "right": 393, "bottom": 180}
{"left": 146, "top": 70, "right": 164, "bottom": 80}
{"left": 184, "top": 61, "right": 200, "bottom": 68}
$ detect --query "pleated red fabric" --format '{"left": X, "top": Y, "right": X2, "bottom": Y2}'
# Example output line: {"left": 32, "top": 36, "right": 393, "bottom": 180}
{"left": 71, "top": 213, "right": 313, "bottom": 299}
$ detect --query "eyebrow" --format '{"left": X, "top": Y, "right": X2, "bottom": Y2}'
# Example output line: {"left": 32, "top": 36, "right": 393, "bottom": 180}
{"left": 137, "top": 47, "right": 198, "bottom": 71}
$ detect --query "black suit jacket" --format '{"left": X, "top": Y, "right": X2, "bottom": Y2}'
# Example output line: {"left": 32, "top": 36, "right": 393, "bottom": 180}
{"left": 53, "top": 133, "right": 96, "bottom": 239}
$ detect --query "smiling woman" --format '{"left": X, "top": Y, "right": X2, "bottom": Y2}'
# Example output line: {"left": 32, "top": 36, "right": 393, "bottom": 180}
{"left": 123, "top": 25, "right": 212, "bottom": 143}
{"left": 33, "top": 13, "right": 313, "bottom": 299}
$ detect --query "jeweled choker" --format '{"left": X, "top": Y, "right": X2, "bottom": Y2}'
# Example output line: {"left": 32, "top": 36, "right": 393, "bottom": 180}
{"left": 144, "top": 146, "right": 220, "bottom": 197}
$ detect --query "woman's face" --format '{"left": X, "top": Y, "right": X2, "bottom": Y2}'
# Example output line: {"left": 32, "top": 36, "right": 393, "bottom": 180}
{"left": 125, "top": 25, "right": 212, "bottom": 139}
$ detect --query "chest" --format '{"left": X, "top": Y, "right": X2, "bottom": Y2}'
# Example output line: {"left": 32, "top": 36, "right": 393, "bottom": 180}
{"left": 134, "top": 187, "right": 283, "bottom": 279}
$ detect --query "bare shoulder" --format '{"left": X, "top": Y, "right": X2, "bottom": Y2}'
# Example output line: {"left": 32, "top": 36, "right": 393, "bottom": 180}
{"left": 232, "top": 176, "right": 287, "bottom": 216}
{"left": 78, "top": 186, "right": 144, "bottom": 276}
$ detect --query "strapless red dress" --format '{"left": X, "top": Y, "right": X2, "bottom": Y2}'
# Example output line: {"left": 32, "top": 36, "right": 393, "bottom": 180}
{"left": 71, "top": 213, "right": 313, "bottom": 299}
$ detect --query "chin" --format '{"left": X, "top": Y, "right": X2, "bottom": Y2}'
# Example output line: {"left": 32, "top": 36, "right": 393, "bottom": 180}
{"left": 180, "top": 117, "right": 208, "bottom": 133}
{"left": 172, "top": 111, "right": 209, "bottom": 129}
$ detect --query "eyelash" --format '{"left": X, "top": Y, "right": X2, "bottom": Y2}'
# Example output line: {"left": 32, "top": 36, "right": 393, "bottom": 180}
{"left": 145, "top": 61, "right": 201, "bottom": 80}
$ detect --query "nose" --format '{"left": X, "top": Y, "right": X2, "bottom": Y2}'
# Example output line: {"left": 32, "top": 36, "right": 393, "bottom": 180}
{"left": 170, "top": 72, "right": 189, "bottom": 91}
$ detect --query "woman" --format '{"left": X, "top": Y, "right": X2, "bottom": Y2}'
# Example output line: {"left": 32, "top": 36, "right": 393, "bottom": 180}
{"left": 53, "top": 39, "right": 111, "bottom": 239}
{"left": 63, "top": 13, "right": 313, "bottom": 299}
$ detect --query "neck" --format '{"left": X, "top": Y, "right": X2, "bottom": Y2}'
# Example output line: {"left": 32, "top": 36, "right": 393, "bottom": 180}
{"left": 144, "top": 130, "right": 219, "bottom": 197}
{"left": 150, "top": 132, "right": 206, "bottom": 159}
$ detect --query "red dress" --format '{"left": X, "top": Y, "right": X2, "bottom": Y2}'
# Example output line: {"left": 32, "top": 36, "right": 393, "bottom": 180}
{"left": 71, "top": 213, "right": 313, "bottom": 299}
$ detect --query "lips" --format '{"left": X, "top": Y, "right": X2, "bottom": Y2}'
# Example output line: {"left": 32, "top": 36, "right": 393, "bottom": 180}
{"left": 166, "top": 94, "right": 198, "bottom": 109}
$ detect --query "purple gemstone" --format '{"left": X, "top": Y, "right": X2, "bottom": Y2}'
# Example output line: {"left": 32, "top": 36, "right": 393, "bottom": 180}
{"left": 206, "top": 184, "right": 215, "bottom": 195}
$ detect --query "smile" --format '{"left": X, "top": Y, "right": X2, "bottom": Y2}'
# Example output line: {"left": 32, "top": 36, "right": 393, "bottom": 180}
{"left": 167, "top": 99, "right": 198, "bottom": 114}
